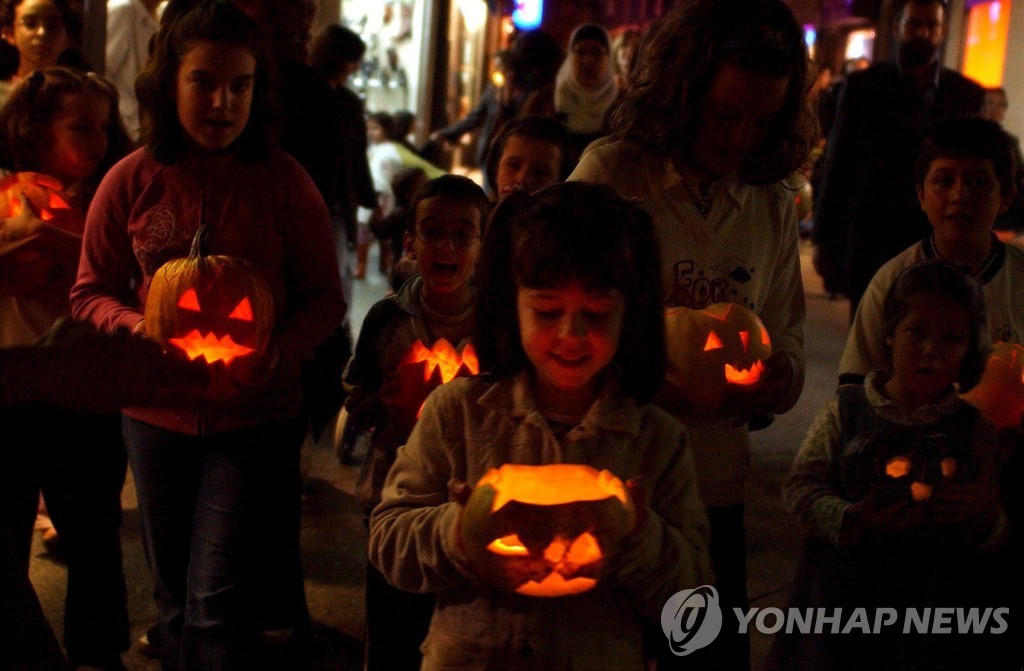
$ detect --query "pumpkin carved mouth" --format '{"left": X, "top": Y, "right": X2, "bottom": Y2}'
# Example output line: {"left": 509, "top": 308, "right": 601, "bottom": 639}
{"left": 167, "top": 329, "right": 256, "bottom": 365}
{"left": 724, "top": 360, "right": 764, "bottom": 385}
{"left": 460, "top": 464, "right": 635, "bottom": 597}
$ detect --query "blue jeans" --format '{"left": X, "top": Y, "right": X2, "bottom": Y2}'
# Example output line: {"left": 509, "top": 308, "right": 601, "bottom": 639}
{"left": 123, "top": 414, "right": 306, "bottom": 671}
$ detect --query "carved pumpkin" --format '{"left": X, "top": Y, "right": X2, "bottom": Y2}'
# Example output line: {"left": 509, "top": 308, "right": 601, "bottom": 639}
{"left": 0, "top": 172, "right": 84, "bottom": 298}
{"left": 664, "top": 303, "right": 772, "bottom": 409}
{"left": 144, "top": 226, "right": 273, "bottom": 391}
{"left": 875, "top": 432, "right": 972, "bottom": 504}
{"left": 960, "top": 342, "right": 1024, "bottom": 429}
{"left": 459, "top": 464, "right": 635, "bottom": 597}
{"left": 394, "top": 338, "right": 479, "bottom": 422}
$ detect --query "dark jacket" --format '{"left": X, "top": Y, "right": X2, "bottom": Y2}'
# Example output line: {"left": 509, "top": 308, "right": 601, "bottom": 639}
{"left": 812, "top": 61, "right": 984, "bottom": 305}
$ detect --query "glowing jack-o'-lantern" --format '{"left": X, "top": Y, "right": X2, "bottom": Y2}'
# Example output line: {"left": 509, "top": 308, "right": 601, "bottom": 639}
{"left": 144, "top": 226, "right": 273, "bottom": 389}
{"left": 394, "top": 338, "right": 479, "bottom": 421}
{"left": 0, "top": 172, "right": 84, "bottom": 297}
{"left": 873, "top": 431, "right": 972, "bottom": 504}
{"left": 960, "top": 342, "right": 1024, "bottom": 429}
{"left": 664, "top": 303, "right": 772, "bottom": 409}
{"left": 458, "top": 464, "right": 635, "bottom": 597}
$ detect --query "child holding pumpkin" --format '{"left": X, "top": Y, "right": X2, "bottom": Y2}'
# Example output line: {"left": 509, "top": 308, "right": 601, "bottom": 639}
{"left": 781, "top": 259, "right": 1008, "bottom": 670}
{"left": 368, "top": 182, "right": 711, "bottom": 671}
{"left": 569, "top": 2, "right": 810, "bottom": 668}
{"left": 344, "top": 173, "right": 489, "bottom": 670}
{"left": 69, "top": 2, "right": 344, "bottom": 669}
{"left": 0, "top": 66, "right": 137, "bottom": 671}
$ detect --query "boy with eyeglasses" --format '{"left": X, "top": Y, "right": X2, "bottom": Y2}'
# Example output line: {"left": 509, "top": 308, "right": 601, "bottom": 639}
{"left": 342, "top": 174, "right": 489, "bottom": 670}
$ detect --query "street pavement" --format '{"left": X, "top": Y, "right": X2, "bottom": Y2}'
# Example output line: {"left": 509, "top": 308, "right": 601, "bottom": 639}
{"left": 29, "top": 241, "right": 851, "bottom": 670}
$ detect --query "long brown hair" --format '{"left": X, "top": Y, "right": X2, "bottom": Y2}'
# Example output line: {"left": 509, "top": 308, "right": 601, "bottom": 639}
{"left": 612, "top": 0, "right": 814, "bottom": 185}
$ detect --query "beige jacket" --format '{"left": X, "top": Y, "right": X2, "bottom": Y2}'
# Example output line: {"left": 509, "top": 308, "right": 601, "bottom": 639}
{"left": 369, "top": 372, "right": 712, "bottom": 671}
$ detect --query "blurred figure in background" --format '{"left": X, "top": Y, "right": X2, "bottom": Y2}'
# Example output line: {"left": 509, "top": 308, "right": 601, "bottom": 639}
{"left": 982, "top": 87, "right": 1024, "bottom": 238}
{"left": 521, "top": 23, "right": 618, "bottom": 164}
{"left": 105, "top": 0, "right": 162, "bottom": 141}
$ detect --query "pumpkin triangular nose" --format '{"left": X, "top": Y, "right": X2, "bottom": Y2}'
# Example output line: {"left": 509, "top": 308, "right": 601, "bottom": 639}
{"left": 739, "top": 331, "right": 749, "bottom": 352}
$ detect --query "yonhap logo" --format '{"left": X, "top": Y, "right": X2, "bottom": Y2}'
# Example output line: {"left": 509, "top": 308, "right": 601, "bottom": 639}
{"left": 661, "top": 585, "right": 723, "bottom": 655}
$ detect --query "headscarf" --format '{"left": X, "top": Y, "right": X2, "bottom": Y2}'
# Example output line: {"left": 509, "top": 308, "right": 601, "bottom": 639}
{"left": 553, "top": 24, "right": 618, "bottom": 135}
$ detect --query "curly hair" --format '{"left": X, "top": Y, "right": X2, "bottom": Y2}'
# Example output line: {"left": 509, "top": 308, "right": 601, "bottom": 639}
{"left": 474, "top": 181, "right": 665, "bottom": 403}
{"left": 612, "top": 0, "right": 814, "bottom": 185}
{"left": 882, "top": 259, "right": 989, "bottom": 391}
{"left": 0, "top": 67, "right": 132, "bottom": 179}
{"left": 136, "top": 0, "right": 275, "bottom": 164}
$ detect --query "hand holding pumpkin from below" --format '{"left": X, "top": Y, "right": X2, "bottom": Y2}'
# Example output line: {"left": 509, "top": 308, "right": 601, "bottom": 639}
{"left": 455, "top": 464, "right": 635, "bottom": 598}
{"left": 920, "top": 480, "right": 1001, "bottom": 536}
{"left": 838, "top": 491, "right": 928, "bottom": 548}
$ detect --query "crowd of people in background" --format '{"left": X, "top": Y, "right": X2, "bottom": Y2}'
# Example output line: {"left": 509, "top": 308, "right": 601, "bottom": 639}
{"left": 0, "top": 0, "right": 1021, "bottom": 669}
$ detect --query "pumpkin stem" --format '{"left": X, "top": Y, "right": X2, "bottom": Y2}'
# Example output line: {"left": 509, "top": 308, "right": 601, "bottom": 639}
{"left": 190, "top": 225, "right": 212, "bottom": 259}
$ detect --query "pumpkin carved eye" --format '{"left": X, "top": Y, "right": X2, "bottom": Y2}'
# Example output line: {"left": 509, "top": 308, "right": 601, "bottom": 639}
{"left": 177, "top": 288, "right": 201, "bottom": 311}
{"left": 886, "top": 456, "right": 911, "bottom": 478}
{"left": 228, "top": 298, "right": 254, "bottom": 321}
{"left": 703, "top": 331, "right": 723, "bottom": 351}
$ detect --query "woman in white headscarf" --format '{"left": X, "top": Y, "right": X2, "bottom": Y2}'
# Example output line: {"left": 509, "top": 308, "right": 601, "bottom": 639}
{"left": 521, "top": 23, "right": 618, "bottom": 164}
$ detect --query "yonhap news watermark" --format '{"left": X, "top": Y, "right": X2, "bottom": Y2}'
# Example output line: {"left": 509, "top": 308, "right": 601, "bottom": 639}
{"left": 661, "top": 585, "right": 1010, "bottom": 656}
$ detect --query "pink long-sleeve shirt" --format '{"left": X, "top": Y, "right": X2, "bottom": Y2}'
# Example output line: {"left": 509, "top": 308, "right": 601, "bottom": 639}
{"left": 71, "top": 147, "right": 345, "bottom": 434}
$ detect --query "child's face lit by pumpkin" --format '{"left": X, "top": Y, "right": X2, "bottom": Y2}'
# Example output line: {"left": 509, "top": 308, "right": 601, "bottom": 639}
{"left": 518, "top": 281, "right": 624, "bottom": 407}
{"left": 404, "top": 195, "right": 482, "bottom": 305}
{"left": 42, "top": 92, "right": 109, "bottom": 185}
{"left": 175, "top": 40, "right": 256, "bottom": 152}
{"left": 886, "top": 294, "right": 970, "bottom": 403}
{"left": 689, "top": 62, "right": 788, "bottom": 179}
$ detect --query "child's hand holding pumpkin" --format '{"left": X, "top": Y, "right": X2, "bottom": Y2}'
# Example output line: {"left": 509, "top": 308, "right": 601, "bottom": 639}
{"left": 839, "top": 490, "right": 929, "bottom": 547}
{"left": 923, "top": 480, "right": 1001, "bottom": 536}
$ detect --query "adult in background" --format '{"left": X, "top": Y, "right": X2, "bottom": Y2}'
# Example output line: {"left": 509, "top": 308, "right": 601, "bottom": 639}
{"left": 429, "top": 49, "right": 527, "bottom": 194}
{"left": 570, "top": 0, "right": 812, "bottom": 668}
{"left": 982, "top": 86, "right": 1024, "bottom": 236}
{"left": 811, "top": 0, "right": 984, "bottom": 318}
{"left": 308, "top": 22, "right": 377, "bottom": 372}
{"left": 521, "top": 23, "right": 618, "bottom": 164}
{"left": 105, "top": 0, "right": 161, "bottom": 140}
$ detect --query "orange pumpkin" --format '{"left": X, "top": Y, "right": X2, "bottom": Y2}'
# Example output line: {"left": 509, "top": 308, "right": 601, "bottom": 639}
{"left": 960, "top": 342, "right": 1024, "bottom": 429}
{"left": 144, "top": 226, "right": 273, "bottom": 391}
{"left": 459, "top": 464, "right": 635, "bottom": 597}
{"left": 664, "top": 303, "right": 772, "bottom": 409}
{"left": 0, "top": 172, "right": 84, "bottom": 298}
{"left": 869, "top": 429, "right": 971, "bottom": 505}
{"left": 394, "top": 338, "right": 479, "bottom": 422}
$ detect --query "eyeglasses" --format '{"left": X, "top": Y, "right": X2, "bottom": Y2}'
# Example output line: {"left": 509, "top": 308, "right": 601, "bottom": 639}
{"left": 17, "top": 16, "right": 63, "bottom": 32}
{"left": 415, "top": 229, "right": 480, "bottom": 247}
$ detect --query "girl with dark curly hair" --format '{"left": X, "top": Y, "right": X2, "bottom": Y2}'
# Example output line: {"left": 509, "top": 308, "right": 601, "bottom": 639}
{"left": 570, "top": 1, "right": 814, "bottom": 668}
